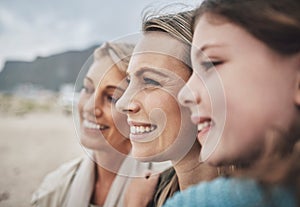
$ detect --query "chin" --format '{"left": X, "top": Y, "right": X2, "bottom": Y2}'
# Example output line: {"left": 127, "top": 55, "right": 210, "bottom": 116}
{"left": 80, "top": 138, "right": 99, "bottom": 150}
{"left": 81, "top": 142, "right": 95, "bottom": 151}
{"left": 200, "top": 149, "right": 221, "bottom": 166}
{"left": 80, "top": 138, "right": 89, "bottom": 148}
{"left": 133, "top": 150, "right": 173, "bottom": 163}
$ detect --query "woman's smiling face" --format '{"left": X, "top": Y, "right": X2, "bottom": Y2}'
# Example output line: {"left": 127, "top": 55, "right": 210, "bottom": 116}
{"left": 116, "top": 32, "right": 197, "bottom": 162}
{"left": 179, "top": 14, "right": 300, "bottom": 165}
{"left": 78, "top": 55, "right": 131, "bottom": 155}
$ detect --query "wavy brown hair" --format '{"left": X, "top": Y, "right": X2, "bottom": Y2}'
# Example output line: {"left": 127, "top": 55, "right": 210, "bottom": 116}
{"left": 194, "top": 0, "right": 300, "bottom": 55}
{"left": 193, "top": 0, "right": 300, "bottom": 204}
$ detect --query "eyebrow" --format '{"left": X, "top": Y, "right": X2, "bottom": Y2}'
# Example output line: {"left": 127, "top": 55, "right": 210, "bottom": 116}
{"left": 135, "top": 67, "right": 168, "bottom": 78}
{"left": 84, "top": 77, "right": 94, "bottom": 85}
{"left": 106, "top": 85, "right": 125, "bottom": 92}
{"left": 85, "top": 77, "right": 124, "bottom": 92}
{"left": 195, "top": 43, "right": 226, "bottom": 57}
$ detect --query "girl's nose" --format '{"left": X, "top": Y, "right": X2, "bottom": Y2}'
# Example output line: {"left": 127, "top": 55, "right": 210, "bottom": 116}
{"left": 178, "top": 73, "right": 202, "bottom": 107}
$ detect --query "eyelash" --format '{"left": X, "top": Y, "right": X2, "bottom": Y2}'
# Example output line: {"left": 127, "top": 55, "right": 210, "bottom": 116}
{"left": 143, "top": 77, "right": 161, "bottom": 86}
{"left": 126, "top": 75, "right": 161, "bottom": 87}
{"left": 201, "top": 61, "right": 223, "bottom": 71}
{"left": 125, "top": 76, "right": 130, "bottom": 84}
{"left": 82, "top": 86, "right": 94, "bottom": 94}
{"left": 106, "top": 95, "right": 118, "bottom": 104}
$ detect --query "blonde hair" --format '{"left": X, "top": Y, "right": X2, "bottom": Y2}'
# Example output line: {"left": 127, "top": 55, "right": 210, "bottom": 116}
{"left": 93, "top": 42, "right": 135, "bottom": 74}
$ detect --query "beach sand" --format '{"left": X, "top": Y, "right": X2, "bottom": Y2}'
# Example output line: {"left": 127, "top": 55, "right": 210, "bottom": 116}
{"left": 0, "top": 111, "right": 83, "bottom": 207}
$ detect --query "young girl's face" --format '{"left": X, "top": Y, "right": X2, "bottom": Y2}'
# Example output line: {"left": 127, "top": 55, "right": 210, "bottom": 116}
{"left": 179, "top": 14, "right": 300, "bottom": 165}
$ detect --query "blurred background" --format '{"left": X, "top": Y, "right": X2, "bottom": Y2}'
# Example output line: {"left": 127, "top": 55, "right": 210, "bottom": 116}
{"left": 0, "top": 0, "right": 199, "bottom": 206}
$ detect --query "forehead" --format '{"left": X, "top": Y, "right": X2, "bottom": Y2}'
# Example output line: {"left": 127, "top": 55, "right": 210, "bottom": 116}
{"left": 87, "top": 56, "right": 124, "bottom": 86}
{"left": 133, "top": 32, "right": 187, "bottom": 63}
{"left": 192, "top": 14, "right": 256, "bottom": 54}
{"left": 128, "top": 32, "right": 189, "bottom": 75}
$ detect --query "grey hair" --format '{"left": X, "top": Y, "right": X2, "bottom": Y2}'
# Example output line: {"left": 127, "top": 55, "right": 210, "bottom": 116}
{"left": 143, "top": 10, "right": 194, "bottom": 45}
{"left": 142, "top": 10, "right": 195, "bottom": 68}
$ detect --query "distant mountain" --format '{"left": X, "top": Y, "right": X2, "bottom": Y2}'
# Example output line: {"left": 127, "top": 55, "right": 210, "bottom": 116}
{"left": 0, "top": 45, "right": 99, "bottom": 93}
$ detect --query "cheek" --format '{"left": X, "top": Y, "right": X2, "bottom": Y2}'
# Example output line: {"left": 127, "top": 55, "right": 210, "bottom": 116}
{"left": 112, "top": 109, "right": 127, "bottom": 125}
{"left": 144, "top": 90, "right": 180, "bottom": 109}
{"left": 144, "top": 91, "right": 181, "bottom": 120}
{"left": 111, "top": 107, "right": 129, "bottom": 135}
{"left": 144, "top": 91, "right": 167, "bottom": 107}
{"left": 142, "top": 91, "right": 182, "bottom": 143}
{"left": 224, "top": 73, "right": 291, "bottom": 130}
{"left": 78, "top": 94, "right": 86, "bottom": 117}
{"left": 223, "top": 88, "right": 276, "bottom": 158}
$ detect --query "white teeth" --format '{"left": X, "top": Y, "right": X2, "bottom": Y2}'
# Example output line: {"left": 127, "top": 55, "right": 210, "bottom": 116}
{"left": 131, "top": 126, "right": 136, "bottom": 134}
{"left": 83, "top": 120, "right": 106, "bottom": 130}
{"left": 99, "top": 125, "right": 106, "bottom": 130}
{"left": 130, "top": 125, "right": 156, "bottom": 135}
{"left": 145, "top": 126, "right": 150, "bottom": 132}
{"left": 198, "top": 121, "right": 212, "bottom": 132}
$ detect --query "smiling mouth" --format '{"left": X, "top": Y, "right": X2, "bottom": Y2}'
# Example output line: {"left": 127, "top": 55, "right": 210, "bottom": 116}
{"left": 130, "top": 124, "right": 157, "bottom": 135}
{"left": 83, "top": 120, "right": 109, "bottom": 130}
{"left": 197, "top": 119, "right": 212, "bottom": 133}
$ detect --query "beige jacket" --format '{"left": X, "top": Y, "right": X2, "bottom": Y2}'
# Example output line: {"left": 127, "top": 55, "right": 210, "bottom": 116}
{"left": 31, "top": 157, "right": 83, "bottom": 207}
{"left": 31, "top": 154, "right": 162, "bottom": 207}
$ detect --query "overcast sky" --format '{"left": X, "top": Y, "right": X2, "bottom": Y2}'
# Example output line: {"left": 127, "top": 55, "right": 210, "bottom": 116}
{"left": 0, "top": 0, "right": 201, "bottom": 70}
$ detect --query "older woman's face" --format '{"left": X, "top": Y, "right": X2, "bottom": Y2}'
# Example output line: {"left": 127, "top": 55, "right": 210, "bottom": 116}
{"left": 78, "top": 56, "right": 131, "bottom": 155}
{"left": 116, "top": 32, "right": 197, "bottom": 162}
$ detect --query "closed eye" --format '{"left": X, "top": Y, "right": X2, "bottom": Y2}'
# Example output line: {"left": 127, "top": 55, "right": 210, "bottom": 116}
{"left": 201, "top": 61, "right": 223, "bottom": 71}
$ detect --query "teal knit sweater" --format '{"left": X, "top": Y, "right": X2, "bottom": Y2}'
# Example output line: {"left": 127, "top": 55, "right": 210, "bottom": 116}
{"left": 163, "top": 177, "right": 297, "bottom": 207}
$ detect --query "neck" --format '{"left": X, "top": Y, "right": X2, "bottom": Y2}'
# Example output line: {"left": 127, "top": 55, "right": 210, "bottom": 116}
{"left": 91, "top": 151, "right": 123, "bottom": 205}
{"left": 172, "top": 142, "right": 218, "bottom": 190}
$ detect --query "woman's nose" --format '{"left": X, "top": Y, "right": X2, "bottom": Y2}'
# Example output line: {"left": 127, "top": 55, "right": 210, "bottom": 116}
{"left": 83, "top": 94, "right": 103, "bottom": 117}
{"left": 94, "top": 107, "right": 103, "bottom": 117}
{"left": 116, "top": 89, "right": 140, "bottom": 114}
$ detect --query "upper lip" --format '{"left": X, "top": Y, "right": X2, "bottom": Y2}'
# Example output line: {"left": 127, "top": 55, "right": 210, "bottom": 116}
{"left": 127, "top": 119, "right": 154, "bottom": 127}
{"left": 83, "top": 119, "right": 109, "bottom": 128}
{"left": 191, "top": 115, "right": 212, "bottom": 125}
